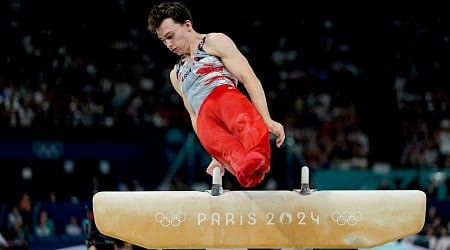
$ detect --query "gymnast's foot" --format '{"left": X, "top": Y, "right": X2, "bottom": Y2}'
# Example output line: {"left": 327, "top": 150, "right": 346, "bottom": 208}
{"left": 236, "top": 151, "right": 270, "bottom": 187}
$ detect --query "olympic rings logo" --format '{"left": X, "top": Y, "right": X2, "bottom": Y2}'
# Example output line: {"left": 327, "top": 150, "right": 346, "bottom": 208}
{"left": 155, "top": 212, "right": 187, "bottom": 227}
{"left": 331, "top": 211, "right": 363, "bottom": 226}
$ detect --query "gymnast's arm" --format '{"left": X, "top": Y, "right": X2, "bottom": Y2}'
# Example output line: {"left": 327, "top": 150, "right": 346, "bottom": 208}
{"left": 203, "top": 32, "right": 285, "bottom": 148}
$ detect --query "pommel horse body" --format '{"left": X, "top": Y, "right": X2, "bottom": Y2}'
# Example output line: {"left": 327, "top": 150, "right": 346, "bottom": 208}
{"left": 93, "top": 167, "right": 426, "bottom": 249}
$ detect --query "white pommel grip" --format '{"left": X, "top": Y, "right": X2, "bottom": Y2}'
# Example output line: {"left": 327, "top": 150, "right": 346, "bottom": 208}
{"left": 301, "top": 166, "right": 309, "bottom": 185}
{"left": 212, "top": 167, "right": 222, "bottom": 185}
{"left": 208, "top": 166, "right": 224, "bottom": 196}
{"left": 296, "top": 166, "right": 312, "bottom": 195}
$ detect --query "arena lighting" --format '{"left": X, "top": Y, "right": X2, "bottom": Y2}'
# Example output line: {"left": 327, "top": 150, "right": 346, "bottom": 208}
{"left": 98, "top": 160, "right": 111, "bottom": 175}
{"left": 63, "top": 159, "right": 75, "bottom": 174}
{"left": 21, "top": 167, "right": 32, "bottom": 180}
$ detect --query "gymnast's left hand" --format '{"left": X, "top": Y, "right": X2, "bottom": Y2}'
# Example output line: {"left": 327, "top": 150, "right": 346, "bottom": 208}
{"left": 267, "top": 120, "right": 285, "bottom": 148}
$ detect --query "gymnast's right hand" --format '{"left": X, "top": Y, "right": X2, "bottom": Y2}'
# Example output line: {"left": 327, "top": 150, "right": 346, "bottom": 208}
{"left": 267, "top": 119, "right": 285, "bottom": 148}
{"left": 206, "top": 157, "right": 225, "bottom": 176}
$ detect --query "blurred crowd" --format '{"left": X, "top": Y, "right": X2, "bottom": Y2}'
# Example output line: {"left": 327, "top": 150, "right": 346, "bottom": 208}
{"left": 1, "top": 1, "right": 449, "bottom": 170}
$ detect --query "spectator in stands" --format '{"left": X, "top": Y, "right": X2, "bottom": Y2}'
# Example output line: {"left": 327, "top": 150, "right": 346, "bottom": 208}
{"left": 0, "top": 231, "right": 27, "bottom": 249}
{"left": 2, "top": 204, "right": 28, "bottom": 249}
{"left": 34, "top": 209, "right": 56, "bottom": 237}
{"left": 112, "top": 239, "right": 134, "bottom": 250}
{"left": 87, "top": 238, "right": 134, "bottom": 250}
{"left": 435, "top": 119, "right": 450, "bottom": 165}
{"left": 65, "top": 215, "right": 83, "bottom": 237}
{"left": 434, "top": 225, "right": 450, "bottom": 250}
{"left": 0, "top": 232, "right": 8, "bottom": 248}
{"left": 7, "top": 205, "right": 25, "bottom": 239}
{"left": 146, "top": 1, "right": 285, "bottom": 187}
{"left": 17, "top": 193, "right": 33, "bottom": 237}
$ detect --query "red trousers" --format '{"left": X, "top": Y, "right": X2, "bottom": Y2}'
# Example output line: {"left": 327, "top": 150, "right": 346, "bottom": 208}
{"left": 196, "top": 85, "right": 271, "bottom": 187}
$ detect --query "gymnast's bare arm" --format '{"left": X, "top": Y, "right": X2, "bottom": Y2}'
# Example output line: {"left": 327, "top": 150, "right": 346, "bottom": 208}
{"left": 203, "top": 32, "right": 285, "bottom": 148}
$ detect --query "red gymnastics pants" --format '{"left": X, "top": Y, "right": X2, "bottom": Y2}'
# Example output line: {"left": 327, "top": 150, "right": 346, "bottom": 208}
{"left": 196, "top": 85, "right": 271, "bottom": 187}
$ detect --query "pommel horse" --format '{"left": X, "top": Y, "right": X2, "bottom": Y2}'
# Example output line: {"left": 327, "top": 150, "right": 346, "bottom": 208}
{"left": 93, "top": 166, "right": 426, "bottom": 249}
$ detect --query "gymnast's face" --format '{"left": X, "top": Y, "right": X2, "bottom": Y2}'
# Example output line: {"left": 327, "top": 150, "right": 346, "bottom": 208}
{"left": 156, "top": 18, "right": 192, "bottom": 55}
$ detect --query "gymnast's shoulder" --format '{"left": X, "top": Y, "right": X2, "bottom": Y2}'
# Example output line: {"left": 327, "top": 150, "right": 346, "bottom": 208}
{"left": 203, "top": 32, "right": 239, "bottom": 55}
{"left": 205, "top": 32, "right": 234, "bottom": 42}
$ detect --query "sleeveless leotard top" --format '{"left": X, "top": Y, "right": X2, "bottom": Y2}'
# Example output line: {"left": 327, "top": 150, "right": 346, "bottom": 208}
{"left": 175, "top": 34, "right": 238, "bottom": 116}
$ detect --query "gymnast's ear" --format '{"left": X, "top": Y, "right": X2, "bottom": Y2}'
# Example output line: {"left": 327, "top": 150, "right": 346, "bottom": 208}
{"left": 184, "top": 20, "right": 193, "bottom": 31}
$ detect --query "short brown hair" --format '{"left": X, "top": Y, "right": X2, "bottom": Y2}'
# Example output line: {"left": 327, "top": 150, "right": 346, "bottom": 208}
{"left": 147, "top": 1, "right": 193, "bottom": 34}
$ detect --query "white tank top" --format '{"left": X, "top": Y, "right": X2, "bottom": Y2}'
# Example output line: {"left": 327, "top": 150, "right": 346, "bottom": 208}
{"left": 175, "top": 34, "right": 238, "bottom": 116}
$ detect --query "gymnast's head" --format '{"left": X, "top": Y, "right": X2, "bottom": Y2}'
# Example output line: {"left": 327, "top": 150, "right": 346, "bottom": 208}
{"left": 147, "top": 1, "right": 193, "bottom": 35}
{"left": 147, "top": 1, "right": 197, "bottom": 55}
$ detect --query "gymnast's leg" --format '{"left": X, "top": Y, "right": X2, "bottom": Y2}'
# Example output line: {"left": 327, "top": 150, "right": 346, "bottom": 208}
{"left": 197, "top": 85, "right": 271, "bottom": 187}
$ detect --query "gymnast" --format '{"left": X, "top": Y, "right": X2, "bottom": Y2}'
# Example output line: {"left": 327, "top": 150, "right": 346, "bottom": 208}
{"left": 147, "top": 1, "right": 285, "bottom": 188}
